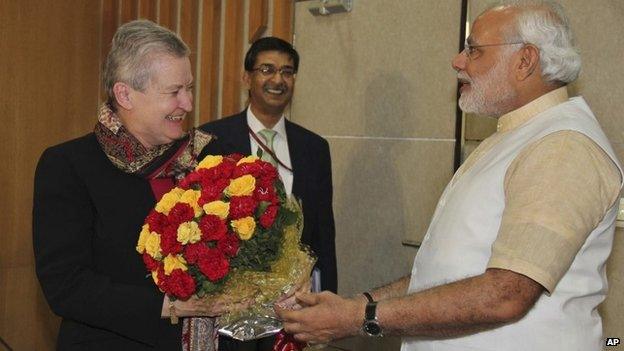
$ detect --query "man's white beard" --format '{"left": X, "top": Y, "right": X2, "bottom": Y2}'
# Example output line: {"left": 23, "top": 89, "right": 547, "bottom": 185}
{"left": 458, "top": 53, "right": 517, "bottom": 117}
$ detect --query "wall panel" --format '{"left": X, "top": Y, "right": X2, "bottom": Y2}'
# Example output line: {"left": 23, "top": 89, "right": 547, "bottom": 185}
{"left": 138, "top": 0, "right": 158, "bottom": 21}
{"left": 197, "top": 0, "right": 223, "bottom": 124}
{"left": 249, "top": 0, "right": 268, "bottom": 43}
{"left": 0, "top": 1, "right": 102, "bottom": 349}
{"left": 292, "top": 2, "right": 460, "bottom": 349}
{"left": 272, "top": 0, "right": 293, "bottom": 42}
{"left": 158, "top": 0, "right": 178, "bottom": 31}
{"left": 221, "top": 0, "right": 245, "bottom": 117}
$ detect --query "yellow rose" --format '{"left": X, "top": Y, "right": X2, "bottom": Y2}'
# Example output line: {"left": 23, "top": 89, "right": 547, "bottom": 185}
{"left": 164, "top": 254, "right": 188, "bottom": 275}
{"left": 226, "top": 175, "right": 256, "bottom": 197}
{"left": 151, "top": 270, "right": 160, "bottom": 286}
{"left": 155, "top": 187, "right": 185, "bottom": 214}
{"left": 196, "top": 155, "right": 223, "bottom": 170}
{"left": 237, "top": 155, "right": 259, "bottom": 165}
{"left": 136, "top": 224, "right": 150, "bottom": 253}
{"left": 177, "top": 221, "right": 202, "bottom": 244}
{"left": 231, "top": 216, "right": 256, "bottom": 240}
{"left": 144, "top": 231, "right": 162, "bottom": 260}
{"left": 203, "top": 200, "right": 230, "bottom": 220}
{"left": 180, "top": 189, "right": 202, "bottom": 217}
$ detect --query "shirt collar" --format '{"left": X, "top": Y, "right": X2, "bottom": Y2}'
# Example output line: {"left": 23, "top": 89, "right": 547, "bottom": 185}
{"left": 246, "top": 107, "right": 287, "bottom": 138}
{"left": 497, "top": 86, "right": 569, "bottom": 132}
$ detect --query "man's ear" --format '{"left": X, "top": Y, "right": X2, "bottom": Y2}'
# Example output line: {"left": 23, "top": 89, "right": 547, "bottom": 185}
{"left": 112, "top": 82, "right": 133, "bottom": 110}
{"left": 516, "top": 44, "right": 540, "bottom": 81}
{"left": 242, "top": 70, "right": 251, "bottom": 90}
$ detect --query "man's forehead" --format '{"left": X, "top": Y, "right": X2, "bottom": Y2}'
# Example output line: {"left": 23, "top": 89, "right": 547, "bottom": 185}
{"left": 255, "top": 51, "right": 294, "bottom": 65}
{"left": 471, "top": 8, "right": 516, "bottom": 43}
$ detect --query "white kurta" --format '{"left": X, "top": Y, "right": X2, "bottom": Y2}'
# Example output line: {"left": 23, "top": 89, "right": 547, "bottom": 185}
{"left": 401, "top": 97, "right": 623, "bottom": 351}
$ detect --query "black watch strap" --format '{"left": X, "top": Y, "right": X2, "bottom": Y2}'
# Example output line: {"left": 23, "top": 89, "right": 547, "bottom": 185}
{"left": 362, "top": 292, "right": 377, "bottom": 320}
{"left": 361, "top": 292, "right": 382, "bottom": 336}
{"left": 365, "top": 301, "right": 378, "bottom": 320}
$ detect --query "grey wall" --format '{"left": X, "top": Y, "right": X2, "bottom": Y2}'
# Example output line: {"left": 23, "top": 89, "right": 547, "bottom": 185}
{"left": 291, "top": 1, "right": 461, "bottom": 349}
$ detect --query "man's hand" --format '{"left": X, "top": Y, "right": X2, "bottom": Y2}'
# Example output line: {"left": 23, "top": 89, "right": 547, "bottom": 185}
{"left": 275, "top": 291, "right": 365, "bottom": 344}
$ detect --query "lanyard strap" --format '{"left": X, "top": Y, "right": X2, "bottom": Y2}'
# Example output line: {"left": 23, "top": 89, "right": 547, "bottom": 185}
{"left": 248, "top": 126, "right": 293, "bottom": 172}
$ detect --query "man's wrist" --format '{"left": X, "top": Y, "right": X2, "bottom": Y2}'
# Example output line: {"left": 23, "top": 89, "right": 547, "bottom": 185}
{"left": 360, "top": 292, "right": 383, "bottom": 337}
{"left": 347, "top": 295, "right": 369, "bottom": 336}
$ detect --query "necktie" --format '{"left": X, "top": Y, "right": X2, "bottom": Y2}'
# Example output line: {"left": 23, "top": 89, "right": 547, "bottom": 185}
{"left": 257, "top": 129, "right": 278, "bottom": 167}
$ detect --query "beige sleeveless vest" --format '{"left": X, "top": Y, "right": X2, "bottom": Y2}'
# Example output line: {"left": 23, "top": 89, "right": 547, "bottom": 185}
{"left": 401, "top": 97, "right": 623, "bottom": 351}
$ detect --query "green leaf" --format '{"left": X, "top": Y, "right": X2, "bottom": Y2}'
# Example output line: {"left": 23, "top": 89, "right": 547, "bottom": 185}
{"left": 256, "top": 201, "right": 270, "bottom": 217}
{"left": 202, "top": 280, "right": 224, "bottom": 294}
{"left": 280, "top": 207, "right": 298, "bottom": 226}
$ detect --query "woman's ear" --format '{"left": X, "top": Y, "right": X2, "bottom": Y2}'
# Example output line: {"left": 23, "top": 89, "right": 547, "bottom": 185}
{"left": 113, "top": 82, "right": 133, "bottom": 110}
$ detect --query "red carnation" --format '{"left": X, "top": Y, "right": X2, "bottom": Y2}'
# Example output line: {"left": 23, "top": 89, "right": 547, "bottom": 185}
{"left": 233, "top": 161, "right": 262, "bottom": 178}
{"left": 168, "top": 202, "right": 195, "bottom": 225}
{"left": 161, "top": 224, "right": 183, "bottom": 255}
{"left": 195, "top": 168, "right": 216, "bottom": 182}
{"left": 178, "top": 170, "right": 202, "bottom": 189}
{"left": 199, "top": 215, "right": 227, "bottom": 241}
{"left": 146, "top": 210, "right": 169, "bottom": 234}
{"left": 197, "top": 249, "right": 230, "bottom": 281}
{"left": 142, "top": 253, "right": 160, "bottom": 271}
{"left": 227, "top": 153, "right": 244, "bottom": 163}
{"left": 155, "top": 266, "right": 167, "bottom": 290}
{"left": 259, "top": 162, "right": 278, "bottom": 182}
{"left": 217, "top": 233, "right": 240, "bottom": 257}
{"left": 214, "top": 160, "right": 235, "bottom": 178}
{"left": 199, "top": 178, "right": 229, "bottom": 204}
{"left": 163, "top": 269, "right": 196, "bottom": 300}
{"left": 253, "top": 183, "right": 277, "bottom": 203}
{"left": 200, "top": 166, "right": 221, "bottom": 182}
{"left": 229, "top": 196, "right": 258, "bottom": 219}
{"left": 259, "top": 205, "right": 279, "bottom": 229}
{"left": 184, "top": 242, "right": 210, "bottom": 264}
{"left": 197, "top": 161, "right": 235, "bottom": 183}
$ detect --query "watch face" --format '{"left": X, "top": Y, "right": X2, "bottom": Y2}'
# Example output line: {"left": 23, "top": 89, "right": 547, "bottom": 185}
{"left": 364, "top": 321, "right": 382, "bottom": 336}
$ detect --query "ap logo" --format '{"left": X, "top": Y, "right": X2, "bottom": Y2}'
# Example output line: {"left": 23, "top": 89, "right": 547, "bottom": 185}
{"left": 606, "top": 337, "right": 620, "bottom": 347}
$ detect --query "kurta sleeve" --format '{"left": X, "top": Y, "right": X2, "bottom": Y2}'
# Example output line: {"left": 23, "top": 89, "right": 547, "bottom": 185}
{"left": 488, "top": 131, "right": 621, "bottom": 292}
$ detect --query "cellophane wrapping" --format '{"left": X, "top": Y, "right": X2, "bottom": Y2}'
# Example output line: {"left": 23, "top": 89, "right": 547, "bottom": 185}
{"left": 217, "top": 198, "right": 316, "bottom": 341}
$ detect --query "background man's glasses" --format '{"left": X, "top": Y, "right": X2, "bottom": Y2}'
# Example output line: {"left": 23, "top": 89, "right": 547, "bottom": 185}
{"left": 251, "top": 64, "right": 296, "bottom": 78}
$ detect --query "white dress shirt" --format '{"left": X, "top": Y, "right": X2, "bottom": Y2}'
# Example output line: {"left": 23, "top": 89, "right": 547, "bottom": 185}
{"left": 246, "top": 108, "right": 293, "bottom": 195}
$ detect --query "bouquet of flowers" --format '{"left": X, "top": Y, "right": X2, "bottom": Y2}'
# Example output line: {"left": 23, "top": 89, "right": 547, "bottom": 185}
{"left": 135, "top": 153, "right": 315, "bottom": 341}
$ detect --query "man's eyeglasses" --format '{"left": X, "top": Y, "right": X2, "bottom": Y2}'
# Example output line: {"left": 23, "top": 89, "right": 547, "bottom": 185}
{"left": 250, "top": 64, "right": 296, "bottom": 78}
{"left": 462, "top": 41, "right": 524, "bottom": 60}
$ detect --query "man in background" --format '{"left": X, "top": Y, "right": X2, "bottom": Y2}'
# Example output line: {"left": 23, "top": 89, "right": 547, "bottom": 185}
{"left": 201, "top": 36, "right": 337, "bottom": 351}
{"left": 276, "top": 1, "right": 622, "bottom": 350}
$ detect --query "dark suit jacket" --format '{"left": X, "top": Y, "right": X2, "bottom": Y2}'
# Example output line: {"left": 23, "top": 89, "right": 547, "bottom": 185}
{"left": 200, "top": 111, "right": 337, "bottom": 293}
{"left": 33, "top": 134, "right": 183, "bottom": 350}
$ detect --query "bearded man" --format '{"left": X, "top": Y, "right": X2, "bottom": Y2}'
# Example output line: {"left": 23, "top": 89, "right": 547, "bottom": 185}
{"left": 276, "top": 1, "right": 623, "bottom": 350}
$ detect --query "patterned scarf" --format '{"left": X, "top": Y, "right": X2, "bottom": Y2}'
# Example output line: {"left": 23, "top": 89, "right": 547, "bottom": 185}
{"left": 94, "top": 103, "right": 212, "bottom": 181}
{"left": 94, "top": 103, "right": 218, "bottom": 351}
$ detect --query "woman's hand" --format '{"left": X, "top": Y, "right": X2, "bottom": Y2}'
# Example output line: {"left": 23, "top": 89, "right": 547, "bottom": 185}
{"left": 162, "top": 294, "right": 253, "bottom": 318}
{"left": 275, "top": 277, "right": 312, "bottom": 310}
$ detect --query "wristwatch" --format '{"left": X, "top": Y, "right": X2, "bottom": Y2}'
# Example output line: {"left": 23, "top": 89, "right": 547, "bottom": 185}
{"left": 361, "top": 292, "right": 383, "bottom": 337}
